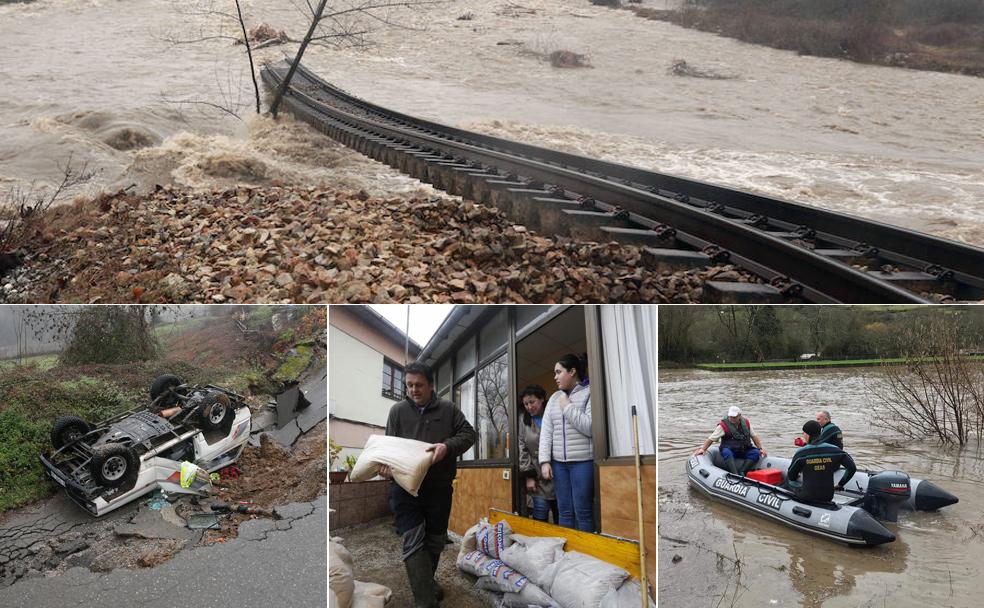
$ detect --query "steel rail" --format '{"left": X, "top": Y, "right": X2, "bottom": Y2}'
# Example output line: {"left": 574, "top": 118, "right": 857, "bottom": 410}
{"left": 263, "top": 63, "right": 982, "bottom": 303}
{"left": 288, "top": 64, "right": 984, "bottom": 289}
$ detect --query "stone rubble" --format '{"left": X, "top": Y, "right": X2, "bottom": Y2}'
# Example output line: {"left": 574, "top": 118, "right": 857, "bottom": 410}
{"left": 1, "top": 185, "right": 755, "bottom": 303}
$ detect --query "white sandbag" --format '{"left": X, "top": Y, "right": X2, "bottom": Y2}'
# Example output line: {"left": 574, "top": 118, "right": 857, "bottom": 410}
{"left": 329, "top": 540, "right": 355, "bottom": 608}
{"left": 548, "top": 551, "right": 630, "bottom": 608}
{"left": 458, "top": 549, "right": 528, "bottom": 593}
{"left": 458, "top": 523, "right": 481, "bottom": 562}
{"left": 475, "top": 518, "right": 514, "bottom": 559}
{"left": 349, "top": 434, "right": 433, "bottom": 496}
{"left": 352, "top": 580, "right": 392, "bottom": 608}
{"left": 501, "top": 534, "right": 566, "bottom": 589}
{"left": 599, "top": 579, "right": 655, "bottom": 608}
{"left": 475, "top": 576, "right": 561, "bottom": 608}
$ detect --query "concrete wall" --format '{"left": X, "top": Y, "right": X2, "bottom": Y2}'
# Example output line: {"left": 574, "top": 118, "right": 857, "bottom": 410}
{"left": 329, "top": 323, "right": 401, "bottom": 429}
{"left": 329, "top": 480, "right": 391, "bottom": 531}
{"left": 330, "top": 417, "right": 385, "bottom": 466}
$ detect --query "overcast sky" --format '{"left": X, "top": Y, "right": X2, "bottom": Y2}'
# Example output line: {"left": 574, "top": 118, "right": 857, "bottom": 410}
{"left": 368, "top": 305, "right": 454, "bottom": 347}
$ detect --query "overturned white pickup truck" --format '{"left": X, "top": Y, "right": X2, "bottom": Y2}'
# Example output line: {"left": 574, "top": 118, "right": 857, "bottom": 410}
{"left": 40, "top": 374, "right": 252, "bottom": 516}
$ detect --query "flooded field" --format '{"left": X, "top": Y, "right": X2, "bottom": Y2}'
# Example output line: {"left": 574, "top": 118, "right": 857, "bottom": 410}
{"left": 658, "top": 367, "right": 984, "bottom": 608}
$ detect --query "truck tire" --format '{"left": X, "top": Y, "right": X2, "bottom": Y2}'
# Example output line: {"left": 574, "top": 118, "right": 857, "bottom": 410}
{"left": 90, "top": 444, "right": 139, "bottom": 489}
{"left": 50, "top": 416, "right": 91, "bottom": 450}
{"left": 198, "top": 392, "right": 235, "bottom": 431}
{"left": 150, "top": 374, "right": 185, "bottom": 406}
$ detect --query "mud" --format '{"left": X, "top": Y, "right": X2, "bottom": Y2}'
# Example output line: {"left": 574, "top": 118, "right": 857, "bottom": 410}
{"left": 658, "top": 367, "right": 984, "bottom": 608}
{"left": 215, "top": 421, "right": 327, "bottom": 512}
{"left": 333, "top": 519, "right": 495, "bottom": 608}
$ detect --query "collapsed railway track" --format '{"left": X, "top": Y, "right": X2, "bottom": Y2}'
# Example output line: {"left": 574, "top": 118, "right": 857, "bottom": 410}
{"left": 261, "top": 62, "right": 984, "bottom": 304}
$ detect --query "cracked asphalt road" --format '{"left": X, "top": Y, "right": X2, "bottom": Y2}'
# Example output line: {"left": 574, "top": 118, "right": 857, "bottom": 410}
{"left": 0, "top": 496, "right": 327, "bottom": 607}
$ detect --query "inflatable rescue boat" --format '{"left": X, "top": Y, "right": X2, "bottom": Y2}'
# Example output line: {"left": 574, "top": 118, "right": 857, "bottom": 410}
{"left": 687, "top": 447, "right": 958, "bottom": 546}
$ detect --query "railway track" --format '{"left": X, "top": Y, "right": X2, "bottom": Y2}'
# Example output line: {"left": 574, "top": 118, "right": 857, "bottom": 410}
{"left": 261, "top": 62, "right": 984, "bottom": 304}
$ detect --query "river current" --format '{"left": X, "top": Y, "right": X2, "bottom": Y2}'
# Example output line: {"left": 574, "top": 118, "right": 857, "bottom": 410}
{"left": 2, "top": 0, "right": 983, "bottom": 243}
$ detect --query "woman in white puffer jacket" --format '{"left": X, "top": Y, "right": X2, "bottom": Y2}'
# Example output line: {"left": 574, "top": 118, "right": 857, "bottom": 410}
{"left": 538, "top": 353, "right": 594, "bottom": 531}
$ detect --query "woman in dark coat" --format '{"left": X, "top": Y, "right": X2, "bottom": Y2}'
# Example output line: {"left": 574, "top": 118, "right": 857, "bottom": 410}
{"left": 518, "top": 384, "right": 558, "bottom": 523}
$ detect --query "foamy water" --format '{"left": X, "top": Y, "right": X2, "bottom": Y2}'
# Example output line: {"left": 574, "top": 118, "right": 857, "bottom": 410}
{"left": 2, "top": 0, "right": 983, "bottom": 244}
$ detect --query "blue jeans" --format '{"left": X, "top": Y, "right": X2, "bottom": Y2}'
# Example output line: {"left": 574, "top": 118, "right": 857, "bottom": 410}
{"left": 532, "top": 496, "right": 559, "bottom": 524}
{"left": 721, "top": 446, "right": 761, "bottom": 463}
{"left": 553, "top": 460, "right": 594, "bottom": 532}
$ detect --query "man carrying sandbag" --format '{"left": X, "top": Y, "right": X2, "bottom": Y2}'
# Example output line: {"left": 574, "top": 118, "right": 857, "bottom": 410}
{"left": 378, "top": 362, "right": 476, "bottom": 608}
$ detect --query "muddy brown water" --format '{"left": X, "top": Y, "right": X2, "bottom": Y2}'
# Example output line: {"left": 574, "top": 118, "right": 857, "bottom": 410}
{"left": 658, "top": 367, "right": 984, "bottom": 608}
{"left": 2, "top": 1, "right": 984, "bottom": 244}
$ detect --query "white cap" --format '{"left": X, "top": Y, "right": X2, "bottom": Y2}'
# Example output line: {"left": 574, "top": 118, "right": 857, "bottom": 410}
{"left": 727, "top": 406, "right": 742, "bottom": 417}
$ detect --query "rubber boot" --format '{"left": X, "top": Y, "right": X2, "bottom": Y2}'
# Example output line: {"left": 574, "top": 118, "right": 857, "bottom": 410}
{"left": 737, "top": 459, "right": 753, "bottom": 476}
{"left": 404, "top": 549, "right": 438, "bottom": 608}
{"left": 426, "top": 534, "right": 446, "bottom": 602}
{"left": 723, "top": 456, "right": 739, "bottom": 475}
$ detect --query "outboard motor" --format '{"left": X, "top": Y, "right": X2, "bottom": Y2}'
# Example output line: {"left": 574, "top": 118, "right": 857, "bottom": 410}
{"left": 861, "top": 471, "right": 911, "bottom": 522}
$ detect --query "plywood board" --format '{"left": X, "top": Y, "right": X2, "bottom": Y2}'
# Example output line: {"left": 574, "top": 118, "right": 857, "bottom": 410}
{"left": 599, "top": 463, "right": 656, "bottom": 584}
{"left": 449, "top": 467, "right": 511, "bottom": 535}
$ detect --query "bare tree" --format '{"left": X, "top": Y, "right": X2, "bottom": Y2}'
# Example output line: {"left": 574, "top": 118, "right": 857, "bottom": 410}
{"left": 867, "top": 315, "right": 984, "bottom": 445}
{"left": 476, "top": 356, "right": 509, "bottom": 459}
{"left": 269, "top": 0, "right": 446, "bottom": 118}
{"left": 160, "top": 0, "right": 263, "bottom": 118}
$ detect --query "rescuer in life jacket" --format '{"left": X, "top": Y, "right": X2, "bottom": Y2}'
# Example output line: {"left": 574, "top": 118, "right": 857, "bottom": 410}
{"left": 783, "top": 420, "right": 857, "bottom": 503}
{"left": 794, "top": 409, "right": 844, "bottom": 449}
{"left": 693, "top": 406, "right": 767, "bottom": 476}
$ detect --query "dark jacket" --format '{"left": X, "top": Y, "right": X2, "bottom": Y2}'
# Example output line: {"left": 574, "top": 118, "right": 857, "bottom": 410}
{"left": 385, "top": 395, "right": 476, "bottom": 488}
{"left": 787, "top": 442, "right": 856, "bottom": 503}
{"left": 519, "top": 415, "right": 555, "bottom": 499}
{"left": 814, "top": 423, "right": 843, "bottom": 449}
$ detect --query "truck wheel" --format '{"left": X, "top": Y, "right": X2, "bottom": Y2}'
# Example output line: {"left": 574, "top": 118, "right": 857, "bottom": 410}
{"left": 51, "top": 416, "right": 91, "bottom": 450}
{"left": 198, "top": 392, "right": 235, "bottom": 431}
{"left": 150, "top": 374, "right": 185, "bottom": 406}
{"left": 90, "top": 444, "right": 139, "bottom": 489}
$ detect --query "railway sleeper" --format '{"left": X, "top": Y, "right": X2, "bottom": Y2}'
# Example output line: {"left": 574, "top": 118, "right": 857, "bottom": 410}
{"left": 444, "top": 169, "right": 495, "bottom": 198}
{"left": 426, "top": 163, "right": 475, "bottom": 191}
{"left": 468, "top": 178, "right": 520, "bottom": 208}
{"left": 487, "top": 188, "right": 555, "bottom": 224}
{"left": 813, "top": 248, "right": 881, "bottom": 267}
{"left": 600, "top": 227, "right": 681, "bottom": 249}
{"left": 640, "top": 248, "right": 711, "bottom": 273}
{"left": 558, "top": 210, "right": 635, "bottom": 242}
{"left": 529, "top": 197, "right": 588, "bottom": 236}
{"left": 702, "top": 281, "right": 786, "bottom": 304}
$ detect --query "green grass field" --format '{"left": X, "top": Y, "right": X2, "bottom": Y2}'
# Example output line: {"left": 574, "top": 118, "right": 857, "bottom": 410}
{"left": 696, "top": 355, "right": 984, "bottom": 371}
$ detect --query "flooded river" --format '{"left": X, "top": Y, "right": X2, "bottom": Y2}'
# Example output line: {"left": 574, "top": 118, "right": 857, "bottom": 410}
{"left": 658, "top": 367, "right": 984, "bottom": 607}
{"left": 2, "top": 1, "right": 983, "bottom": 244}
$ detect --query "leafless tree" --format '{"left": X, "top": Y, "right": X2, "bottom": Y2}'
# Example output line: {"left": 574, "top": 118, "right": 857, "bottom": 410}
{"left": 867, "top": 316, "right": 984, "bottom": 445}
{"left": 269, "top": 0, "right": 446, "bottom": 118}
{"left": 160, "top": 0, "right": 263, "bottom": 118}
{"left": 476, "top": 355, "right": 509, "bottom": 458}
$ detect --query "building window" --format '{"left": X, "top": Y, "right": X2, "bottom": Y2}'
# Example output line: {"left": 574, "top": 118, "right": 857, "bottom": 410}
{"left": 476, "top": 353, "right": 509, "bottom": 460}
{"left": 382, "top": 359, "right": 404, "bottom": 401}
{"left": 454, "top": 376, "right": 476, "bottom": 460}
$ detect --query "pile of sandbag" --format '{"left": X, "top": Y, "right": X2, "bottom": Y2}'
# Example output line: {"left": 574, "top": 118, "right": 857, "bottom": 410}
{"left": 349, "top": 434, "right": 433, "bottom": 496}
{"left": 455, "top": 518, "right": 654, "bottom": 608}
{"left": 329, "top": 536, "right": 393, "bottom": 608}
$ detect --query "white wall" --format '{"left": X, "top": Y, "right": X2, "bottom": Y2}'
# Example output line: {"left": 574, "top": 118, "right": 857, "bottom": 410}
{"left": 329, "top": 324, "right": 400, "bottom": 428}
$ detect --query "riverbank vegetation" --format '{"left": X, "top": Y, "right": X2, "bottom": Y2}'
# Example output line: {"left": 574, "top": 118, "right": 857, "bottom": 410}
{"left": 659, "top": 305, "right": 984, "bottom": 365}
{"left": 630, "top": 0, "right": 984, "bottom": 77}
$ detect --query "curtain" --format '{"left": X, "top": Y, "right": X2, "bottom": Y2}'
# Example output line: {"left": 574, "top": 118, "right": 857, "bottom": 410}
{"left": 602, "top": 306, "right": 657, "bottom": 456}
